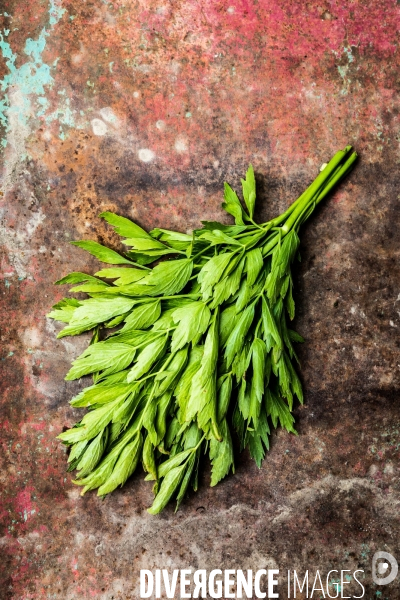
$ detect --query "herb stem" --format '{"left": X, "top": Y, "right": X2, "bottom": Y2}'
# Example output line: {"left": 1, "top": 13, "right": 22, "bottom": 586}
{"left": 191, "top": 246, "right": 212, "bottom": 261}
{"left": 280, "top": 146, "right": 354, "bottom": 234}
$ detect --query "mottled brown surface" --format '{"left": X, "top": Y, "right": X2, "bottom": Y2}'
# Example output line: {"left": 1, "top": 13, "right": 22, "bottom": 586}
{"left": 1, "top": 0, "right": 400, "bottom": 598}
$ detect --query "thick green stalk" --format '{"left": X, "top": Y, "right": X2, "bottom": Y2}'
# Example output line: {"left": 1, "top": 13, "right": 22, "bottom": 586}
{"left": 263, "top": 145, "right": 353, "bottom": 231}
{"left": 294, "top": 150, "right": 358, "bottom": 230}
{"left": 280, "top": 145, "right": 353, "bottom": 234}
{"left": 260, "top": 146, "right": 356, "bottom": 256}
{"left": 315, "top": 151, "right": 358, "bottom": 207}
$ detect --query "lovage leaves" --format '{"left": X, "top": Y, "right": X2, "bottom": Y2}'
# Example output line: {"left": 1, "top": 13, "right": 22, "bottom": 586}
{"left": 49, "top": 147, "right": 357, "bottom": 512}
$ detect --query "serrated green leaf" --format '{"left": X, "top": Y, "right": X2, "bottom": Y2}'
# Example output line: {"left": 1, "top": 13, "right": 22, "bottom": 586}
{"left": 288, "top": 329, "right": 304, "bottom": 343}
{"left": 219, "top": 304, "right": 237, "bottom": 347}
{"left": 155, "top": 390, "right": 173, "bottom": 444}
{"left": 57, "top": 323, "right": 96, "bottom": 338}
{"left": 186, "top": 314, "right": 220, "bottom": 439}
{"left": 276, "top": 352, "right": 292, "bottom": 406}
{"left": 261, "top": 295, "right": 282, "bottom": 349}
{"left": 232, "top": 339, "right": 252, "bottom": 382}
{"left": 198, "top": 251, "right": 235, "bottom": 300}
{"left": 280, "top": 273, "right": 290, "bottom": 299}
{"left": 127, "top": 335, "right": 167, "bottom": 382}
{"left": 175, "top": 453, "right": 196, "bottom": 511}
{"left": 105, "top": 329, "right": 155, "bottom": 347}
{"left": 209, "top": 257, "right": 245, "bottom": 309}
{"left": 59, "top": 396, "right": 124, "bottom": 443}
{"left": 285, "top": 354, "right": 303, "bottom": 404}
{"left": 164, "top": 417, "right": 182, "bottom": 451}
{"left": 151, "top": 448, "right": 193, "bottom": 480}
{"left": 222, "top": 182, "right": 248, "bottom": 225}
{"left": 238, "top": 377, "right": 250, "bottom": 420}
{"left": 125, "top": 250, "right": 167, "bottom": 265}
{"left": 71, "top": 418, "right": 141, "bottom": 493}
{"left": 171, "top": 302, "right": 211, "bottom": 352}
{"left": 246, "top": 410, "right": 270, "bottom": 467}
{"left": 148, "top": 463, "right": 187, "bottom": 514}
{"left": 55, "top": 272, "right": 103, "bottom": 285}
{"left": 151, "top": 307, "right": 177, "bottom": 331}
{"left": 108, "top": 421, "right": 124, "bottom": 446}
{"left": 271, "top": 230, "right": 300, "bottom": 276}
{"left": 248, "top": 338, "right": 267, "bottom": 427}
{"left": 241, "top": 164, "right": 256, "bottom": 218}
{"left": 71, "top": 240, "right": 134, "bottom": 265}
{"left": 155, "top": 349, "right": 188, "bottom": 397}
{"left": 47, "top": 298, "right": 81, "bottom": 323}
{"left": 217, "top": 374, "right": 232, "bottom": 422}
{"left": 73, "top": 453, "right": 116, "bottom": 494}
{"left": 69, "top": 283, "right": 110, "bottom": 293}
{"left": 210, "top": 419, "right": 234, "bottom": 486}
{"left": 134, "top": 259, "right": 193, "bottom": 297}
{"left": 273, "top": 297, "right": 284, "bottom": 321}
{"left": 65, "top": 342, "right": 136, "bottom": 380}
{"left": 98, "top": 433, "right": 143, "bottom": 495}
{"left": 105, "top": 313, "right": 129, "bottom": 328}
{"left": 95, "top": 267, "right": 147, "bottom": 286}
{"left": 182, "top": 422, "right": 202, "bottom": 449}
{"left": 121, "top": 300, "right": 161, "bottom": 331}
{"left": 150, "top": 228, "right": 192, "bottom": 251}
{"left": 286, "top": 281, "right": 295, "bottom": 320}
{"left": 112, "top": 391, "right": 141, "bottom": 424}
{"left": 143, "top": 435, "right": 157, "bottom": 480}
{"left": 142, "top": 397, "right": 158, "bottom": 445}
{"left": 280, "top": 313, "right": 299, "bottom": 362}
{"left": 235, "top": 278, "right": 252, "bottom": 313}
{"left": 265, "top": 389, "right": 297, "bottom": 434}
{"left": 70, "top": 383, "right": 132, "bottom": 408}
{"left": 175, "top": 347, "right": 203, "bottom": 418}
{"left": 67, "top": 439, "right": 89, "bottom": 470}
{"left": 123, "top": 237, "right": 167, "bottom": 251}
{"left": 69, "top": 297, "right": 136, "bottom": 329}
{"left": 224, "top": 304, "right": 255, "bottom": 367}
{"left": 100, "top": 211, "right": 151, "bottom": 240}
{"left": 75, "top": 429, "right": 108, "bottom": 478}
{"left": 245, "top": 248, "right": 263, "bottom": 286}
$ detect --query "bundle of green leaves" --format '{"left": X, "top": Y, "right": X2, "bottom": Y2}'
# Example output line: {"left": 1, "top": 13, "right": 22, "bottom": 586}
{"left": 49, "top": 145, "right": 357, "bottom": 513}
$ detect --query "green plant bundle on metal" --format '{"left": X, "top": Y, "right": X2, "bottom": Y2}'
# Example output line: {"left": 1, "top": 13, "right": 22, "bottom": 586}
{"left": 48, "top": 145, "right": 357, "bottom": 514}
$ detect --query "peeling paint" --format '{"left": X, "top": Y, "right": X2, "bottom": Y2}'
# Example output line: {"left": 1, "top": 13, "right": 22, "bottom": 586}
{"left": 0, "top": 0, "right": 66, "bottom": 148}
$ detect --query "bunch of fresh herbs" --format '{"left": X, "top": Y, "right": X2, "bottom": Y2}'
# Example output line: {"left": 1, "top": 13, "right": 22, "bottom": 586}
{"left": 48, "top": 145, "right": 357, "bottom": 513}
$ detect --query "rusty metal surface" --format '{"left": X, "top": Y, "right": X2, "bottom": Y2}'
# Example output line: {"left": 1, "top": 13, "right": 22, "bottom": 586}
{"left": 1, "top": 0, "right": 399, "bottom": 597}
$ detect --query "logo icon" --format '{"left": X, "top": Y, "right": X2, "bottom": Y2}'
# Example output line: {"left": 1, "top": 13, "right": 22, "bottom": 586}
{"left": 372, "top": 551, "right": 398, "bottom": 585}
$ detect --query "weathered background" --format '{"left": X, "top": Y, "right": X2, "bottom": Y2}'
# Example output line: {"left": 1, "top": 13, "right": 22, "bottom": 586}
{"left": 1, "top": 0, "right": 399, "bottom": 598}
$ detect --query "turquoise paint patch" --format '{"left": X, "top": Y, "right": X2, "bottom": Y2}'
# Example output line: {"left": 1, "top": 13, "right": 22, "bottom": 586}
{"left": 343, "top": 46, "right": 355, "bottom": 63}
{"left": 0, "top": 1, "right": 77, "bottom": 147}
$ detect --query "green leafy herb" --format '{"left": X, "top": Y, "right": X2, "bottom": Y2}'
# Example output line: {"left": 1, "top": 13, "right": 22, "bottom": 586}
{"left": 48, "top": 145, "right": 357, "bottom": 512}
